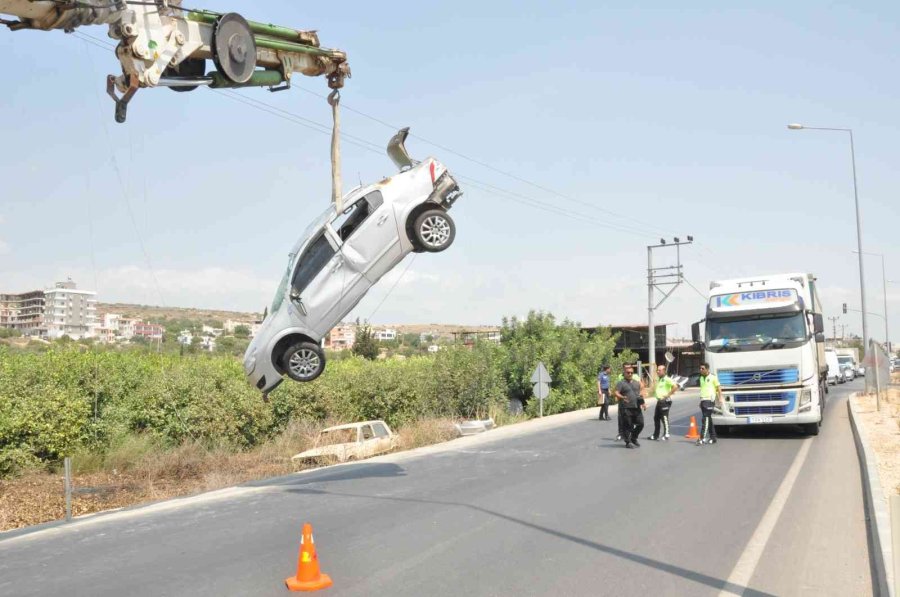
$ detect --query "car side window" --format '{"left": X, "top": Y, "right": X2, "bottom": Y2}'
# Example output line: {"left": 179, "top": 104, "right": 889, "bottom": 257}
{"left": 291, "top": 233, "right": 335, "bottom": 295}
{"left": 361, "top": 425, "right": 374, "bottom": 440}
{"left": 331, "top": 191, "right": 384, "bottom": 242}
{"left": 372, "top": 423, "right": 389, "bottom": 438}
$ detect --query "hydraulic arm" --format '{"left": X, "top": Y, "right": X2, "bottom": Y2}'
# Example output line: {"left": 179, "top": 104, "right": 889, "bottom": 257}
{"left": 0, "top": 0, "right": 350, "bottom": 122}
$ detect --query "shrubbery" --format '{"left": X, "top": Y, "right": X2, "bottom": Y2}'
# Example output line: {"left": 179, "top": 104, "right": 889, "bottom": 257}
{"left": 0, "top": 310, "right": 629, "bottom": 477}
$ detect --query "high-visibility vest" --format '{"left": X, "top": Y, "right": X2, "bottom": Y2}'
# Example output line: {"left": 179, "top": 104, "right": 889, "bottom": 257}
{"left": 655, "top": 376, "right": 677, "bottom": 399}
{"left": 699, "top": 374, "right": 719, "bottom": 399}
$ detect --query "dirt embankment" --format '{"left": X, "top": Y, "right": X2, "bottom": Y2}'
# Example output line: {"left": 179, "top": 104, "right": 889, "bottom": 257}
{"left": 852, "top": 381, "right": 900, "bottom": 502}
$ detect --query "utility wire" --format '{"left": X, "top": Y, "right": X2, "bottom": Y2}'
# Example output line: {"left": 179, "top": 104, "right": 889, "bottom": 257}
{"left": 683, "top": 277, "right": 709, "bottom": 302}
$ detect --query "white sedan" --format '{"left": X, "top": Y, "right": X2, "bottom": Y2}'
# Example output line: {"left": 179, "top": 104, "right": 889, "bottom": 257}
{"left": 243, "top": 128, "right": 462, "bottom": 393}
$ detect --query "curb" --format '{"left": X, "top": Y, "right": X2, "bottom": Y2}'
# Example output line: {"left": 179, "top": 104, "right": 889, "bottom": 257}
{"left": 847, "top": 393, "right": 894, "bottom": 597}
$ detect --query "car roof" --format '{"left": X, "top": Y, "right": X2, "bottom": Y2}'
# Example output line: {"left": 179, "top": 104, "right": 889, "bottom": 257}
{"left": 321, "top": 420, "right": 387, "bottom": 432}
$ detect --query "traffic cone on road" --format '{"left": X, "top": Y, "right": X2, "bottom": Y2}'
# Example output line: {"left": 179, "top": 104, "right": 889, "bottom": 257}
{"left": 685, "top": 416, "right": 700, "bottom": 440}
{"left": 285, "top": 523, "right": 333, "bottom": 592}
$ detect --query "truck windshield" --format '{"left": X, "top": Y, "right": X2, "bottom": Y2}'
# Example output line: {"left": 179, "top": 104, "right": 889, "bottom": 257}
{"left": 707, "top": 312, "right": 807, "bottom": 353}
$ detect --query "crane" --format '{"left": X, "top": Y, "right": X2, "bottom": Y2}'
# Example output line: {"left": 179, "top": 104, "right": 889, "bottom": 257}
{"left": 0, "top": 0, "right": 350, "bottom": 123}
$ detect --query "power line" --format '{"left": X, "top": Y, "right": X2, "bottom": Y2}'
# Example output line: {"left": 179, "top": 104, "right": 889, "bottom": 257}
{"left": 683, "top": 277, "right": 709, "bottom": 302}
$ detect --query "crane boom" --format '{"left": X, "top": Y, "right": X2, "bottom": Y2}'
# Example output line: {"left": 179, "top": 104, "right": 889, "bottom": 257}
{"left": 0, "top": 0, "right": 350, "bottom": 122}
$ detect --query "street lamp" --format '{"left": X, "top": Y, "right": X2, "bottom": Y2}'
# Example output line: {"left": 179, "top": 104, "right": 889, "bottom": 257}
{"left": 787, "top": 123, "right": 869, "bottom": 352}
{"left": 853, "top": 250, "right": 890, "bottom": 353}
{"left": 647, "top": 237, "right": 693, "bottom": 381}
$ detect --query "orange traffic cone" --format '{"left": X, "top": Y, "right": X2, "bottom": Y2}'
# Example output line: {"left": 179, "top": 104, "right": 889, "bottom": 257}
{"left": 285, "top": 523, "right": 333, "bottom": 592}
{"left": 685, "top": 416, "right": 700, "bottom": 440}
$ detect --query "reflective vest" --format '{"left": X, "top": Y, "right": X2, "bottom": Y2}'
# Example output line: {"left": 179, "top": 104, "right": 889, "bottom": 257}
{"left": 655, "top": 376, "right": 677, "bottom": 399}
{"left": 699, "top": 374, "right": 720, "bottom": 400}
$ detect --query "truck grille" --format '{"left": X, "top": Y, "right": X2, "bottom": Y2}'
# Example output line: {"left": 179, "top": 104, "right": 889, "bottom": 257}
{"left": 732, "top": 391, "right": 796, "bottom": 416}
{"left": 719, "top": 368, "right": 799, "bottom": 386}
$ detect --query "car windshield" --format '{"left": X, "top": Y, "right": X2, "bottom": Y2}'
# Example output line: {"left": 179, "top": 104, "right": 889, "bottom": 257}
{"left": 706, "top": 313, "right": 807, "bottom": 352}
{"left": 318, "top": 428, "right": 357, "bottom": 446}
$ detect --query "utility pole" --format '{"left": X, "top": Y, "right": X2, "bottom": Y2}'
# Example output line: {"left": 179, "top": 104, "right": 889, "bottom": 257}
{"left": 648, "top": 236, "right": 693, "bottom": 383}
{"left": 828, "top": 316, "right": 839, "bottom": 342}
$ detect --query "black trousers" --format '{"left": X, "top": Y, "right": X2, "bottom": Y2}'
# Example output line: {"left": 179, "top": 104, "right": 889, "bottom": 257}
{"left": 617, "top": 401, "right": 626, "bottom": 436}
{"left": 622, "top": 408, "right": 644, "bottom": 443}
{"left": 700, "top": 400, "right": 718, "bottom": 440}
{"left": 599, "top": 390, "right": 610, "bottom": 419}
{"left": 653, "top": 399, "right": 672, "bottom": 438}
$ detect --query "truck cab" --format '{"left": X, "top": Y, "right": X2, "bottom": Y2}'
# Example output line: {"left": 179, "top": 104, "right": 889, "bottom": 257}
{"left": 692, "top": 273, "right": 826, "bottom": 436}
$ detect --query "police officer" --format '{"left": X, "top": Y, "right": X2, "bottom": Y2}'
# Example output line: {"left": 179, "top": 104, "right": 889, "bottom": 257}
{"left": 697, "top": 362, "right": 722, "bottom": 446}
{"left": 597, "top": 365, "right": 611, "bottom": 421}
{"left": 648, "top": 364, "right": 677, "bottom": 440}
{"left": 614, "top": 367, "right": 646, "bottom": 448}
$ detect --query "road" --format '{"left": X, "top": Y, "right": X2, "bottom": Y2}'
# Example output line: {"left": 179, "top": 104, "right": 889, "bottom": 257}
{"left": 0, "top": 381, "right": 874, "bottom": 596}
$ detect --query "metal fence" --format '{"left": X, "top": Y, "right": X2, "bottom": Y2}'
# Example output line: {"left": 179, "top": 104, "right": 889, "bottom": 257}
{"left": 864, "top": 340, "right": 892, "bottom": 410}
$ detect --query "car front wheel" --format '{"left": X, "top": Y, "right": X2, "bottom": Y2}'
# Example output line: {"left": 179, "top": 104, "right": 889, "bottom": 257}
{"left": 281, "top": 341, "right": 326, "bottom": 383}
{"left": 413, "top": 209, "right": 455, "bottom": 252}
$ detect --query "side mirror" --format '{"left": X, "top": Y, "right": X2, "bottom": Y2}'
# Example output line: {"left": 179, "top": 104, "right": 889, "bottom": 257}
{"left": 812, "top": 313, "right": 824, "bottom": 334}
{"left": 691, "top": 321, "right": 702, "bottom": 344}
{"left": 289, "top": 290, "right": 308, "bottom": 315}
{"left": 815, "top": 332, "right": 825, "bottom": 343}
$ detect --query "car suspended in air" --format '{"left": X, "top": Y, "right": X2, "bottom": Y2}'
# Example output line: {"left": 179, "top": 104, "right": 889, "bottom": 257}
{"left": 243, "top": 128, "right": 462, "bottom": 394}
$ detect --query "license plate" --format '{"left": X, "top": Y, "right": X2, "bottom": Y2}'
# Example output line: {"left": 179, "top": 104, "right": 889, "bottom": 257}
{"left": 748, "top": 416, "right": 773, "bottom": 424}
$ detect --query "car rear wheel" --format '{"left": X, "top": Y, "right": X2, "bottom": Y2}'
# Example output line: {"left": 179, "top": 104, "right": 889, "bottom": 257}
{"left": 281, "top": 341, "right": 325, "bottom": 382}
{"left": 413, "top": 209, "right": 455, "bottom": 252}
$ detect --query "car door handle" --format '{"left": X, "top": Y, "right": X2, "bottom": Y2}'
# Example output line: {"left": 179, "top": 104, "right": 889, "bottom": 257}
{"left": 377, "top": 213, "right": 389, "bottom": 226}
{"left": 331, "top": 258, "right": 343, "bottom": 273}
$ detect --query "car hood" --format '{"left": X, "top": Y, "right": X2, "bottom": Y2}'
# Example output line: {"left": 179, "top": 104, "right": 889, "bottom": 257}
{"left": 291, "top": 444, "right": 353, "bottom": 460}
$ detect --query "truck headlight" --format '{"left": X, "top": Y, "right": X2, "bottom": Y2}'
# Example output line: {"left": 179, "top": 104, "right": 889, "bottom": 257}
{"left": 800, "top": 389, "right": 811, "bottom": 406}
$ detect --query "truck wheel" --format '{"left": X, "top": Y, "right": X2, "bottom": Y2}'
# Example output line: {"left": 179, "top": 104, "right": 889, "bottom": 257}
{"left": 803, "top": 422, "right": 820, "bottom": 436}
{"left": 281, "top": 341, "right": 325, "bottom": 382}
{"left": 412, "top": 209, "right": 455, "bottom": 252}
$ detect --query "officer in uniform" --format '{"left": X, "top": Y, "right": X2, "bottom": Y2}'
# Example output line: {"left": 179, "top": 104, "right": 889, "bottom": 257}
{"left": 614, "top": 367, "right": 646, "bottom": 448}
{"left": 648, "top": 364, "right": 677, "bottom": 440}
{"left": 697, "top": 362, "right": 722, "bottom": 445}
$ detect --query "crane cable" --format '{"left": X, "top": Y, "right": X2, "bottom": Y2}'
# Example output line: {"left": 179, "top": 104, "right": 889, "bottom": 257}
{"left": 328, "top": 90, "right": 343, "bottom": 212}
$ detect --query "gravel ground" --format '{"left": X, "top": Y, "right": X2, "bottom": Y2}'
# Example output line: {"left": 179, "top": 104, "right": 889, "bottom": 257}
{"left": 852, "top": 385, "right": 900, "bottom": 503}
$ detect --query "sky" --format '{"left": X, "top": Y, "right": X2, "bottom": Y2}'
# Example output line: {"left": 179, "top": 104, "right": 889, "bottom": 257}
{"left": 1, "top": 1, "right": 898, "bottom": 343}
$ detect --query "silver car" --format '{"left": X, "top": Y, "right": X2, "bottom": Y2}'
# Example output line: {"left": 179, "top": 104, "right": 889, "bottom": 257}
{"left": 244, "top": 128, "right": 462, "bottom": 393}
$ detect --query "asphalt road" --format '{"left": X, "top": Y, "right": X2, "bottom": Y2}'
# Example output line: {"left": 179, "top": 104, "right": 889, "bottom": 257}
{"left": 0, "top": 381, "right": 874, "bottom": 596}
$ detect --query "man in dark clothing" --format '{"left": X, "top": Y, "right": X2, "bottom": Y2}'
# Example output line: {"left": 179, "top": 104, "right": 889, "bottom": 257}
{"left": 614, "top": 367, "right": 646, "bottom": 448}
{"left": 597, "top": 365, "right": 611, "bottom": 420}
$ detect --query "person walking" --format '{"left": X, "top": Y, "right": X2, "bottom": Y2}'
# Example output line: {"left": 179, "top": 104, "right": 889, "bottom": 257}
{"left": 615, "top": 364, "right": 645, "bottom": 441}
{"left": 697, "top": 362, "right": 722, "bottom": 446}
{"left": 614, "top": 367, "right": 646, "bottom": 448}
{"left": 597, "top": 365, "right": 611, "bottom": 421}
{"left": 648, "top": 364, "right": 677, "bottom": 440}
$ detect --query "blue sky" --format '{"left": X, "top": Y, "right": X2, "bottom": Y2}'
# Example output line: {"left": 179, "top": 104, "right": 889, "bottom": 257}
{"left": 1, "top": 1, "right": 898, "bottom": 343}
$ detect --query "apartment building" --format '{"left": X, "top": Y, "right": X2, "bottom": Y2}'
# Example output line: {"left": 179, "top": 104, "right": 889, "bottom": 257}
{"left": 43, "top": 280, "right": 98, "bottom": 340}
{"left": 325, "top": 323, "right": 356, "bottom": 350}
{"left": 133, "top": 322, "right": 164, "bottom": 340}
{"left": 0, "top": 290, "right": 46, "bottom": 335}
{"left": 375, "top": 328, "right": 397, "bottom": 342}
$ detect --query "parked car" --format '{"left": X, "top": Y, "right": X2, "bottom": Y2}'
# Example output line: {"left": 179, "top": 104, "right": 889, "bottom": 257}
{"left": 841, "top": 365, "right": 855, "bottom": 382}
{"left": 291, "top": 421, "right": 395, "bottom": 465}
{"left": 244, "top": 128, "right": 462, "bottom": 393}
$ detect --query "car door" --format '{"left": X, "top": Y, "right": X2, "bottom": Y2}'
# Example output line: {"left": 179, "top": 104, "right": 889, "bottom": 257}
{"left": 371, "top": 422, "right": 393, "bottom": 454}
{"left": 359, "top": 424, "right": 379, "bottom": 458}
{"left": 289, "top": 230, "right": 349, "bottom": 337}
{"left": 338, "top": 191, "right": 403, "bottom": 285}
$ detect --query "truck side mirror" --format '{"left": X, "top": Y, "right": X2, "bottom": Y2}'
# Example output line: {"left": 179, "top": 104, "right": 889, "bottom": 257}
{"left": 691, "top": 321, "right": 702, "bottom": 344}
{"left": 815, "top": 332, "right": 825, "bottom": 343}
{"left": 812, "top": 313, "right": 824, "bottom": 334}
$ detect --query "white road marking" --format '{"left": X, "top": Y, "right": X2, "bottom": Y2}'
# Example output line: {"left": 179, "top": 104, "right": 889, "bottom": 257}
{"left": 718, "top": 437, "right": 813, "bottom": 596}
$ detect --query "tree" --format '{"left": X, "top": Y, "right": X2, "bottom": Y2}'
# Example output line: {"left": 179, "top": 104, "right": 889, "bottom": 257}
{"left": 233, "top": 325, "right": 250, "bottom": 339}
{"left": 352, "top": 320, "right": 379, "bottom": 360}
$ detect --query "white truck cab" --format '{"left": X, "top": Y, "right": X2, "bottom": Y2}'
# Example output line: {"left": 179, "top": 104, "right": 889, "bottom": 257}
{"left": 692, "top": 273, "right": 827, "bottom": 436}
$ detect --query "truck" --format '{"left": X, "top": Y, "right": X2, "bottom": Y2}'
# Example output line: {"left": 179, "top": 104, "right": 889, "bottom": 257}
{"left": 834, "top": 347, "right": 862, "bottom": 377}
{"left": 692, "top": 273, "right": 827, "bottom": 436}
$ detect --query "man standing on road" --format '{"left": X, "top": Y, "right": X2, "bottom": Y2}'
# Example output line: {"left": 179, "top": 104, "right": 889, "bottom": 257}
{"left": 697, "top": 362, "right": 722, "bottom": 446}
{"left": 615, "top": 367, "right": 646, "bottom": 448}
{"left": 648, "top": 364, "right": 677, "bottom": 441}
{"left": 597, "top": 365, "right": 611, "bottom": 421}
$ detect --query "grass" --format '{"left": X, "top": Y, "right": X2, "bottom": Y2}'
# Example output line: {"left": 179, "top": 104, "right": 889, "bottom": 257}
{"left": 2, "top": 410, "right": 535, "bottom": 531}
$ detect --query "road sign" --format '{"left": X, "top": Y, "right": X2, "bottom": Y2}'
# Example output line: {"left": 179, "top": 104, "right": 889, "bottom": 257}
{"left": 530, "top": 362, "right": 552, "bottom": 385}
{"left": 533, "top": 382, "right": 550, "bottom": 400}
{"left": 531, "top": 362, "right": 552, "bottom": 417}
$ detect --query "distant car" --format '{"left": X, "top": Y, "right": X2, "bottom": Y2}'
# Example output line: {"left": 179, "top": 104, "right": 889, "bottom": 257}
{"left": 291, "top": 421, "right": 395, "bottom": 465}
{"left": 857, "top": 365, "right": 866, "bottom": 376}
{"left": 841, "top": 366, "right": 855, "bottom": 382}
{"left": 243, "top": 128, "right": 462, "bottom": 393}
